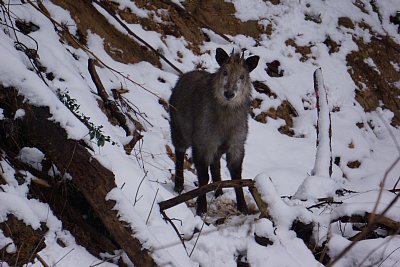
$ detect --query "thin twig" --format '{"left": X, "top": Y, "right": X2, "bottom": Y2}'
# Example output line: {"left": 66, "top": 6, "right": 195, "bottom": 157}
{"left": 134, "top": 171, "right": 148, "bottom": 206}
{"left": 370, "top": 111, "right": 400, "bottom": 224}
{"left": 189, "top": 181, "right": 225, "bottom": 257}
{"left": 160, "top": 210, "right": 188, "bottom": 253}
{"left": 90, "top": 252, "right": 123, "bottom": 267}
{"left": 36, "top": 254, "right": 50, "bottom": 267}
{"left": 146, "top": 188, "right": 159, "bottom": 225}
{"left": 326, "top": 186, "right": 400, "bottom": 266}
{"left": 357, "top": 228, "right": 400, "bottom": 267}
{"left": 62, "top": 141, "right": 77, "bottom": 178}
{"left": 27, "top": 235, "right": 45, "bottom": 264}
{"left": 378, "top": 245, "right": 400, "bottom": 267}
{"left": 189, "top": 220, "right": 206, "bottom": 258}
{"left": 52, "top": 248, "right": 74, "bottom": 267}
{"left": 14, "top": 242, "right": 24, "bottom": 267}
{"left": 319, "top": 223, "right": 332, "bottom": 264}
{"left": 392, "top": 176, "right": 400, "bottom": 192}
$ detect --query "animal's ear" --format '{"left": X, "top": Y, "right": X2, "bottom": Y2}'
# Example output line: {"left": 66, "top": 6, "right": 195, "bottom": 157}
{"left": 215, "top": 48, "right": 230, "bottom": 66}
{"left": 245, "top": 55, "right": 260, "bottom": 72}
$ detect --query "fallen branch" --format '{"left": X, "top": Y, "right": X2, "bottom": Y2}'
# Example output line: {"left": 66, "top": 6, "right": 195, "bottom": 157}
{"left": 88, "top": 58, "right": 130, "bottom": 136}
{"left": 159, "top": 179, "right": 254, "bottom": 211}
{"left": 332, "top": 213, "right": 400, "bottom": 233}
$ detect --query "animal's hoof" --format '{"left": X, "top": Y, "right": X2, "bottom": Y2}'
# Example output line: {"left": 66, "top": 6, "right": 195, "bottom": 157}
{"left": 196, "top": 200, "right": 207, "bottom": 216}
{"left": 196, "top": 208, "right": 207, "bottom": 216}
{"left": 174, "top": 184, "right": 184, "bottom": 193}
{"left": 238, "top": 204, "right": 249, "bottom": 214}
{"left": 214, "top": 189, "right": 224, "bottom": 198}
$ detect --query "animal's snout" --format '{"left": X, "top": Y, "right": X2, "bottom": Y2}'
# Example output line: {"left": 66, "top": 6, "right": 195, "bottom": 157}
{"left": 224, "top": 90, "right": 235, "bottom": 100}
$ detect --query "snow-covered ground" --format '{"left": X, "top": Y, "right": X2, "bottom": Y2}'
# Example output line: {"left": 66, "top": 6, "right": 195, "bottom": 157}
{"left": 0, "top": 0, "right": 400, "bottom": 266}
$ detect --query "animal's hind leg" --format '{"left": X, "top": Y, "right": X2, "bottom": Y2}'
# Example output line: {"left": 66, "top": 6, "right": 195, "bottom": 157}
{"left": 193, "top": 147, "right": 210, "bottom": 215}
{"left": 210, "top": 156, "right": 223, "bottom": 197}
{"left": 174, "top": 148, "right": 185, "bottom": 193}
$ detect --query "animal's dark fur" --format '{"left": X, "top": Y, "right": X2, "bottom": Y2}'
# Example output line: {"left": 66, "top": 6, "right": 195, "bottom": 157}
{"left": 169, "top": 48, "right": 259, "bottom": 215}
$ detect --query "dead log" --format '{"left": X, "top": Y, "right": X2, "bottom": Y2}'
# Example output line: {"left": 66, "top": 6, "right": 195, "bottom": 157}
{"left": 312, "top": 68, "right": 333, "bottom": 177}
{"left": 248, "top": 186, "right": 271, "bottom": 219}
{"left": 0, "top": 85, "right": 157, "bottom": 267}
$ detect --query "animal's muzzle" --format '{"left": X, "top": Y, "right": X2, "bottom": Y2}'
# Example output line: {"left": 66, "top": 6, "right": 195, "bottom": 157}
{"left": 224, "top": 90, "right": 235, "bottom": 100}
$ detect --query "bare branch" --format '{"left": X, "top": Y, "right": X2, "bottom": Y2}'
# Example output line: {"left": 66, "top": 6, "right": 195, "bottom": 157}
{"left": 158, "top": 179, "right": 254, "bottom": 211}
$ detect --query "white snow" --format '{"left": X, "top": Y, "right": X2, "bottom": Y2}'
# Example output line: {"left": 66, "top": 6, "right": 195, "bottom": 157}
{"left": 0, "top": 0, "right": 399, "bottom": 266}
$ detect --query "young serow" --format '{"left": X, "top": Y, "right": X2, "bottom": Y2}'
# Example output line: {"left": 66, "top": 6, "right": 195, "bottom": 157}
{"left": 169, "top": 48, "right": 260, "bottom": 215}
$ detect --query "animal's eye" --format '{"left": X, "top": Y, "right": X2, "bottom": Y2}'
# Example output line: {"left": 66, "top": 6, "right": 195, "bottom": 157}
{"left": 223, "top": 70, "right": 228, "bottom": 76}
{"left": 240, "top": 74, "right": 245, "bottom": 80}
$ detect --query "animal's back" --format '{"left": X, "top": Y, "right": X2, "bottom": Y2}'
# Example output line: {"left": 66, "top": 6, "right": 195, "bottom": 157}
{"left": 169, "top": 70, "right": 213, "bottom": 149}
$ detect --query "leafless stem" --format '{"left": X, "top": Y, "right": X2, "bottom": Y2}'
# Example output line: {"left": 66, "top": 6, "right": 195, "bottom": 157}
{"left": 90, "top": 252, "right": 123, "bottom": 267}
{"left": 370, "top": 112, "right": 400, "bottom": 224}
{"left": 52, "top": 248, "right": 74, "bottom": 267}
{"left": 13, "top": 242, "right": 23, "bottom": 267}
{"left": 28, "top": 235, "right": 45, "bottom": 264}
{"left": 134, "top": 171, "right": 148, "bottom": 206}
{"left": 160, "top": 210, "right": 188, "bottom": 253}
{"left": 36, "top": 254, "right": 50, "bottom": 267}
{"left": 327, "top": 188, "right": 400, "bottom": 266}
{"left": 146, "top": 188, "right": 159, "bottom": 225}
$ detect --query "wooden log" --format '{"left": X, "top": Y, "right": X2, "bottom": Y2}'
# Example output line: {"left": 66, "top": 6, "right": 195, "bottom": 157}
{"left": 248, "top": 186, "right": 271, "bottom": 219}
{"left": 312, "top": 68, "right": 333, "bottom": 177}
{"left": 0, "top": 86, "right": 157, "bottom": 267}
{"left": 159, "top": 179, "right": 255, "bottom": 211}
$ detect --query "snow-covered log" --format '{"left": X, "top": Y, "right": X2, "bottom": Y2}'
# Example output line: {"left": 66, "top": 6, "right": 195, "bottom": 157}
{"left": 311, "top": 68, "right": 333, "bottom": 177}
{"left": 0, "top": 85, "right": 157, "bottom": 267}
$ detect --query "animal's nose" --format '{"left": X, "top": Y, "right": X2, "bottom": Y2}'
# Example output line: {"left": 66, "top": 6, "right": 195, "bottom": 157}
{"left": 224, "top": 90, "right": 235, "bottom": 100}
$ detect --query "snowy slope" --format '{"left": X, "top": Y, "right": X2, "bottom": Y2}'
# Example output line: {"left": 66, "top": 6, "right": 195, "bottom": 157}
{"left": 0, "top": 0, "right": 400, "bottom": 266}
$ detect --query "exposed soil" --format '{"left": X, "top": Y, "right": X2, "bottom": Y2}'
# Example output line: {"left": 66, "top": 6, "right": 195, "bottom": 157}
{"left": 265, "top": 60, "right": 285, "bottom": 77}
{"left": 285, "top": 38, "right": 313, "bottom": 62}
{"left": 31, "top": 178, "right": 118, "bottom": 255}
{"left": 0, "top": 215, "right": 47, "bottom": 266}
{"left": 323, "top": 36, "right": 341, "bottom": 54}
{"left": 252, "top": 100, "right": 296, "bottom": 137}
{"left": 51, "top": 0, "right": 160, "bottom": 66}
{"left": 184, "top": 0, "right": 262, "bottom": 40}
{"left": 112, "top": 0, "right": 207, "bottom": 55}
{"left": 251, "top": 81, "right": 296, "bottom": 137}
{"left": 338, "top": 16, "right": 355, "bottom": 29}
{"left": 347, "top": 35, "right": 400, "bottom": 126}
{"left": 347, "top": 160, "right": 361, "bottom": 169}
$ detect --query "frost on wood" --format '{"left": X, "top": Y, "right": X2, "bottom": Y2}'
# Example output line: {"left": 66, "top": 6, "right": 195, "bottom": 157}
{"left": 311, "top": 68, "right": 332, "bottom": 177}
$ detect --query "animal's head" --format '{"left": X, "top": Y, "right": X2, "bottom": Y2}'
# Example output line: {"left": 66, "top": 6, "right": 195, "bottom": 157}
{"left": 213, "top": 48, "right": 259, "bottom": 107}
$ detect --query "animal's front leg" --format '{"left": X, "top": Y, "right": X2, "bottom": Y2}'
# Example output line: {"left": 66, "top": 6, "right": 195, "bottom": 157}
{"left": 210, "top": 155, "right": 223, "bottom": 197}
{"left": 227, "top": 148, "right": 248, "bottom": 213}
